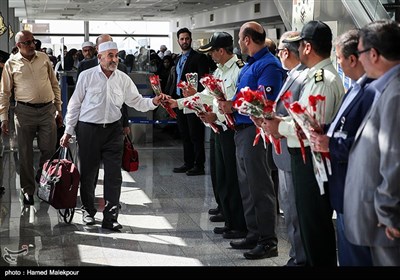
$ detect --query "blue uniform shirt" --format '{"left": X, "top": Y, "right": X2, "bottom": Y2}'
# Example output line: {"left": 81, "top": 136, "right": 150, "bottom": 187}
{"left": 233, "top": 47, "right": 285, "bottom": 125}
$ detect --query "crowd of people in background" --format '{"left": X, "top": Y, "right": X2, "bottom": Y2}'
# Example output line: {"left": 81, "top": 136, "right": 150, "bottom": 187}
{"left": 0, "top": 18, "right": 399, "bottom": 267}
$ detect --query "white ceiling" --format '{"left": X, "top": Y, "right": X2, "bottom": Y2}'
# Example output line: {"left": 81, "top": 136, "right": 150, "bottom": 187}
{"left": 9, "top": 0, "right": 249, "bottom": 21}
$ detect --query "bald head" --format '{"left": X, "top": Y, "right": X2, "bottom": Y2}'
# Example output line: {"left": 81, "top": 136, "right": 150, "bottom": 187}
{"left": 96, "top": 34, "right": 113, "bottom": 47}
{"left": 15, "top": 30, "right": 33, "bottom": 43}
{"left": 240, "top": 21, "right": 266, "bottom": 45}
{"left": 265, "top": 37, "right": 276, "bottom": 54}
{"left": 242, "top": 21, "right": 264, "bottom": 34}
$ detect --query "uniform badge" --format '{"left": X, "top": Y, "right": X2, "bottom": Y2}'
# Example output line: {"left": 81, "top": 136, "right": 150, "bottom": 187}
{"left": 236, "top": 59, "right": 245, "bottom": 68}
{"left": 264, "top": 86, "right": 274, "bottom": 95}
{"left": 314, "top": 69, "right": 324, "bottom": 83}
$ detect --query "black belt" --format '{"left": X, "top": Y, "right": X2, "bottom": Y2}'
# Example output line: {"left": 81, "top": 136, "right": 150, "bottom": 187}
{"left": 17, "top": 101, "right": 53, "bottom": 108}
{"left": 234, "top": 123, "right": 254, "bottom": 131}
{"left": 79, "top": 120, "right": 120, "bottom": 128}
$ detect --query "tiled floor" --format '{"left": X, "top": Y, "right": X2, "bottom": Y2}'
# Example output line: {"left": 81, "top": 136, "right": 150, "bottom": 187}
{"left": 0, "top": 127, "right": 291, "bottom": 268}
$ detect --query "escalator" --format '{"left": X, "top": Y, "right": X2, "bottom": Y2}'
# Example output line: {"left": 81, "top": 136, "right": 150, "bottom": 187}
{"left": 273, "top": 0, "right": 395, "bottom": 36}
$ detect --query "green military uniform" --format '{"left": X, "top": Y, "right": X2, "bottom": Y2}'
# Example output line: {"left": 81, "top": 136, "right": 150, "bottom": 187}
{"left": 177, "top": 55, "right": 247, "bottom": 232}
{"left": 287, "top": 58, "right": 345, "bottom": 266}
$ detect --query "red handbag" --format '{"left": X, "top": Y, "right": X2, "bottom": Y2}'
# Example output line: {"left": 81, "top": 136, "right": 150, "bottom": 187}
{"left": 122, "top": 135, "right": 139, "bottom": 172}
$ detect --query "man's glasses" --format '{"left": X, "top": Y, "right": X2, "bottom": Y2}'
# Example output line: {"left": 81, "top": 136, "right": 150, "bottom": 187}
{"left": 19, "top": 40, "right": 37, "bottom": 46}
{"left": 356, "top": 48, "right": 371, "bottom": 56}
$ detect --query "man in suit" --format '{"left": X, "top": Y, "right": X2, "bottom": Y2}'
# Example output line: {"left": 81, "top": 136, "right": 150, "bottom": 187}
{"left": 310, "top": 29, "right": 374, "bottom": 266}
{"left": 256, "top": 31, "right": 308, "bottom": 266}
{"left": 167, "top": 32, "right": 247, "bottom": 238}
{"left": 171, "top": 27, "right": 209, "bottom": 176}
{"left": 343, "top": 20, "right": 400, "bottom": 266}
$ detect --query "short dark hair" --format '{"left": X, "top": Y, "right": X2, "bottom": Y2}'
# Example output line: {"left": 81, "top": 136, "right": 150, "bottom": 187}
{"left": 304, "top": 38, "right": 332, "bottom": 58}
{"left": 242, "top": 27, "right": 266, "bottom": 45}
{"left": 359, "top": 20, "right": 400, "bottom": 61}
{"left": 177, "top": 28, "right": 192, "bottom": 39}
{"left": 217, "top": 45, "right": 234, "bottom": 54}
{"left": 334, "top": 29, "right": 359, "bottom": 59}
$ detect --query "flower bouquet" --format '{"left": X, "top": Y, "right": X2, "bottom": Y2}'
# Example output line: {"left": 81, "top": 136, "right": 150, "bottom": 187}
{"left": 177, "top": 73, "right": 198, "bottom": 97}
{"left": 186, "top": 73, "right": 198, "bottom": 89}
{"left": 182, "top": 95, "right": 219, "bottom": 133}
{"left": 149, "top": 75, "right": 177, "bottom": 119}
{"left": 200, "top": 74, "right": 235, "bottom": 130}
{"left": 281, "top": 91, "right": 331, "bottom": 194}
{"left": 233, "top": 86, "right": 281, "bottom": 154}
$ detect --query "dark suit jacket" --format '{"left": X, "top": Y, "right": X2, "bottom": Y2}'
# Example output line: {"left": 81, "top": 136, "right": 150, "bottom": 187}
{"left": 169, "top": 49, "right": 209, "bottom": 99}
{"left": 344, "top": 67, "right": 400, "bottom": 247}
{"left": 273, "top": 64, "right": 308, "bottom": 171}
{"left": 327, "top": 77, "right": 375, "bottom": 213}
{"left": 76, "top": 58, "right": 129, "bottom": 127}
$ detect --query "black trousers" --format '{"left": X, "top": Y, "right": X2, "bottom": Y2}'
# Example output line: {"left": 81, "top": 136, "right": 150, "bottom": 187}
{"left": 209, "top": 131, "right": 221, "bottom": 209}
{"left": 289, "top": 147, "right": 337, "bottom": 266}
{"left": 215, "top": 128, "right": 246, "bottom": 231}
{"left": 176, "top": 110, "right": 205, "bottom": 169}
{"left": 76, "top": 121, "right": 123, "bottom": 214}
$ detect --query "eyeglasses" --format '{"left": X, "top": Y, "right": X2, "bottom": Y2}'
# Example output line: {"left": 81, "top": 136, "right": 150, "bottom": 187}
{"left": 19, "top": 40, "right": 37, "bottom": 46}
{"left": 276, "top": 48, "right": 285, "bottom": 52}
{"left": 356, "top": 48, "right": 371, "bottom": 56}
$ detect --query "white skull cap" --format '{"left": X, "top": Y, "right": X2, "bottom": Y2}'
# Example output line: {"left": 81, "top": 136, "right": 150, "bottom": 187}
{"left": 98, "top": 41, "right": 118, "bottom": 53}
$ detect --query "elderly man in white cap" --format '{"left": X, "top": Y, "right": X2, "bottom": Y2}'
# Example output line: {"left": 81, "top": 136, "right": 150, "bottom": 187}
{"left": 60, "top": 41, "right": 169, "bottom": 231}
{"left": 158, "top": 44, "right": 168, "bottom": 59}
{"left": 80, "top": 41, "right": 95, "bottom": 61}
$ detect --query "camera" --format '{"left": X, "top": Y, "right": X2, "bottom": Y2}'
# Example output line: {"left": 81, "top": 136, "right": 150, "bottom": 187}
{"left": 125, "top": 0, "right": 131, "bottom": 6}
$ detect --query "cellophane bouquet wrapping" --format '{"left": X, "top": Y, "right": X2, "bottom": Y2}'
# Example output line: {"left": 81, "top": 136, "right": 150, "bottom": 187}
{"left": 233, "top": 86, "right": 281, "bottom": 154}
{"left": 281, "top": 91, "right": 331, "bottom": 194}
{"left": 182, "top": 95, "right": 219, "bottom": 133}
{"left": 185, "top": 73, "right": 198, "bottom": 89}
{"left": 149, "top": 75, "right": 177, "bottom": 119}
{"left": 177, "top": 72, "right": 198, "bottom": 94}
{"left": 199, "top": 74, "right": 235, "bottom": 130}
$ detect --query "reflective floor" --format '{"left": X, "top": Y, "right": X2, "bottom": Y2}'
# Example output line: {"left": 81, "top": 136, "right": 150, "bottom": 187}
{"left": 0, "top": 127, "right": 291, "bottom": 267}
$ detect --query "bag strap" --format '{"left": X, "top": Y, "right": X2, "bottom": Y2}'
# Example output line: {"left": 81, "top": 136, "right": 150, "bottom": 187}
{"left": 124, "top": 134, "right": 134, "bottom": 147}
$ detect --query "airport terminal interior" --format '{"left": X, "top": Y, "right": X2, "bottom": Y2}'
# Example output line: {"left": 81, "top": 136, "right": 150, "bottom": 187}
{"left": 0, "top": 126, "right": 291, "bottom": 267}
{"left": 0, "top": 0, "right": 399, "bottom": 270}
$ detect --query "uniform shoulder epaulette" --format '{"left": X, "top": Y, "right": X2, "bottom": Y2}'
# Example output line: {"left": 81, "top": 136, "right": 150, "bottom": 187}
{"left": 236, "top": 59, "right": 245, "bottom": 68}
{"left": 314, "top": 69, "right": 324, "bottom": 83}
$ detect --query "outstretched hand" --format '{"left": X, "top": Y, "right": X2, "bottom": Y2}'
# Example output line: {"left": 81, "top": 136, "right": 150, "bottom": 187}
{"left": 153, "top": 93, "right": 171, "bottom": 106}
{"left": 162, "top": 98, "right": 178, "bottom": 108}
{"left": 182, "top": 86, "right": 197, "bottom": 98}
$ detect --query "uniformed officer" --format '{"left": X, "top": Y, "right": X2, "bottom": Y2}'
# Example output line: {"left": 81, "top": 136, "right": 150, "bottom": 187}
{"left": 166, "top": 32, "right": 247, "bottom": 238}
{"left": 266, "top": 20, "right": 345, "bottom": 266}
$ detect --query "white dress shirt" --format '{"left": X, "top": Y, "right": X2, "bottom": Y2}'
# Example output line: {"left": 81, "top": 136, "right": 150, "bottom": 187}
{"left": 65, "top": 64, "right": 157, "bottom": 135}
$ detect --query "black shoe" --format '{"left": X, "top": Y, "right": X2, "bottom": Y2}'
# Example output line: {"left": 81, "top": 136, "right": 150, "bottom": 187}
{"left": 222, "top": 230, "right": 248, "bottom": 239}
{"left": 173, "top": 165, "right": 191, "bottom": 173}
{"left": 35, "top": 172, "right": 41, "bottom": 184}
{"left": 208, "top": 207, "right": 220, "bottom": 215}
{"left": 82, "top": 209, "right": 95, "bottom": 225}
{"left": 186, "top": 166, "right": 205, "bottom": 176}
{"left": 102, "top": 220, "right": 123, "bottom": 231}
{"left": 23, "top": 193, "right": 34, "bottom": 205}
{"left": 243, "top": 244, "right": 278, "bottom": 260}
{"left": 213, "top": 226, "right": 229, "bottom": 234}
{"left": 230, "top": 239, "right": 258, "bottom": 250}
{"left": 102, "top": 202, "right": 122, "bottom": 231}
{"left": 209, "top": 213, "right": 225, "bottom": 222}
